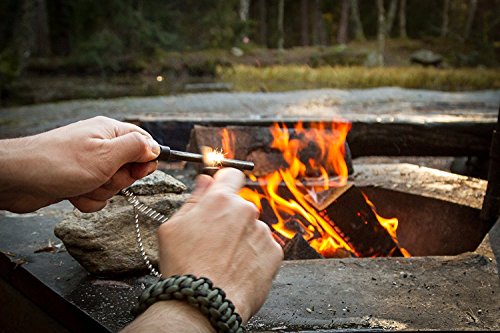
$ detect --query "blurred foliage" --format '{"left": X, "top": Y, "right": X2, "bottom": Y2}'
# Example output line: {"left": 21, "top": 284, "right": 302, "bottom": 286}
{"left": 0, "top": 0, "right": 498, "bottom": 104}
{"left": 0, "top": 49, "right": 20, "bottom": 87}
{"left": 1, "top": 0, "right": 498, "bottom": 62}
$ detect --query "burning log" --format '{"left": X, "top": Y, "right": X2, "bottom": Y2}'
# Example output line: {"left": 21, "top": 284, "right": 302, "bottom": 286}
{"left": 305, "top": 184, "right": 403, "bottom": 257}
{"left": 283, "top": 234, "right": 324, "bottom": 260}
{"left": 247, "top": 179, "right": 403, "bottom": 259}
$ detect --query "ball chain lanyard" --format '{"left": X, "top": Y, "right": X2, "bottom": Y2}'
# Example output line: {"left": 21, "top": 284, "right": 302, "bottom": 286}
{"left": 122, "top": 188, "right": 168, "bottom": 277}
{"left": 123, "top": 145, "right": 254, "bottom": 276}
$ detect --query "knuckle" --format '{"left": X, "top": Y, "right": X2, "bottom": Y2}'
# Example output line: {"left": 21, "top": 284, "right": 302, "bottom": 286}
{"left": 94, "top": 115, "right": 108, "bottom": 122}
{"left": 273, "top": 241, "right": 284, "bottom": 260}
{"left": 132, "top": 132, "right": 150, "bottom": 155}
{"left": 130, "top": 131, "right": 147, "bottom": 145}
{"left": 255, "top": 221, "right": 284, "bottom": 260}
{"left": 208, "top": 189, "right": 233, "bottom": 205}
{"left": 115, "top": 131, "right": 150, "bottom": 162}
{"left": 236, "top": 199, "right": 259, "bottom": 218}
{"left": 255, "top": 219, "right": 270, "bottom": 233}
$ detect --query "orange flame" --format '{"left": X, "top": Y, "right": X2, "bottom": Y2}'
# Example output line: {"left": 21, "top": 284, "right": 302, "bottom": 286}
{"left": 221, "top": 128, "right": 236, "bottom": 159}
{"left": 240, "top": 121, "right": 356, "bottom": 256}
{"left": 235, "top": 121, "right": 407, "bottom": 258}
{"left": 362, "top": 193, "right": 411, "bottom": 257}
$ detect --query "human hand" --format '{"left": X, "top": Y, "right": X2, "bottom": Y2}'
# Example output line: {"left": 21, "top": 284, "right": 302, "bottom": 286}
{"left": 157, "top": 168, "right": 284, "bottom": 323}
{"left": 0, "top": 116, "right": 160, "bottom": 213}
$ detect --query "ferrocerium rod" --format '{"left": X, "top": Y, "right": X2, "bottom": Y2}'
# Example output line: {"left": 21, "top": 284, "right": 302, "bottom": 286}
{"left": 159, "top": 145, "right": 254, "bottom": 171}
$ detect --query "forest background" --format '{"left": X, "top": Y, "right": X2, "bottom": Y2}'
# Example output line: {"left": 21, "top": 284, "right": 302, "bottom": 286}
{"left": 0, "top": 0, "right": 498, "bottom": 106}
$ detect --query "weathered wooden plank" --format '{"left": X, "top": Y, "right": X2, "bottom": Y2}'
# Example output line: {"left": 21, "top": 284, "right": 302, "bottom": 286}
{"left": 133, "top": 119, "right": 495, "bottom": 158}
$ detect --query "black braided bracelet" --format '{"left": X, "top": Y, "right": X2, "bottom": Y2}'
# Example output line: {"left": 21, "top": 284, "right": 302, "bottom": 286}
{"left": 132, "top": 275, "right": 245, "bottom": 333}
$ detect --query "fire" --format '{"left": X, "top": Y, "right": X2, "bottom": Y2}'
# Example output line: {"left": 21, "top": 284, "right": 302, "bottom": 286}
{"left": 220, "top": 121, "right": 409, "bottom": 258}
{"left": 221, "top": 128, "right": 236, "bottom": 159}
{"left": 363, "top": 193, "right": 411, "bottom": 258}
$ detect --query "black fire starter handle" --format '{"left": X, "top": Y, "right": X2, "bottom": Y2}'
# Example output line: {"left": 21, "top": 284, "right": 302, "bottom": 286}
{"left": 158, "top": 145, "right": 254, "bottom": 171}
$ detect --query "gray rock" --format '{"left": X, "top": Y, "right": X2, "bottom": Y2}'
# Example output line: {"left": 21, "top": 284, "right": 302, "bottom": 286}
{"left": 54, "top": 193, "right": 188, "bottom": 277}
{"left": 125, "top": 170, "right": 186, "bottom": 195}
{"left": 410, "top": 49, "right": 443, "bottom": 66}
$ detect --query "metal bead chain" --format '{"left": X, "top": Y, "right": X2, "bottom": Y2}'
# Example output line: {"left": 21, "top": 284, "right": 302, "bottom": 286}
{"left": 122, "top": 188, "right": 169, "bottom": 277}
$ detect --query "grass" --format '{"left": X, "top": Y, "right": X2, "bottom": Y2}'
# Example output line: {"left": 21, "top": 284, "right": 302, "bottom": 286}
{"left": 218, "top": 65, "right": 500, "bottom": 92}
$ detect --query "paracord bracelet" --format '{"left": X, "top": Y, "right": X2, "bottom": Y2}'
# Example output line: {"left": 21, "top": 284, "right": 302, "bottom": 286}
{"left": 132, "top": 274, "right": 245, "bottom": 333}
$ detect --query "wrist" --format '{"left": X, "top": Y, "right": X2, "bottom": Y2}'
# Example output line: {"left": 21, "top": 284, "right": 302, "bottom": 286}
{"left": 132, "top": 275, "right": 245, "bottom": 332}
{"left": 123, "top": 301, "right": 215, "bottom": 333}
{"left": 0, "top": 137, "right": 33, "bottom": 206}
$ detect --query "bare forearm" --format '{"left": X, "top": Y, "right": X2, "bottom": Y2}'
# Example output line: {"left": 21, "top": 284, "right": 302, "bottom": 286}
{"left": 0, "top": 136, "right": 38, "bottom": 210}
{"left": 121, "top": 301, "right": 215, "bottom": 333}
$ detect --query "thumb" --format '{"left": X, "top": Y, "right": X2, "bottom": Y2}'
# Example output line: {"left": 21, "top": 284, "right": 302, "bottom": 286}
{"left": 105, "top": 132, "right": 160, "bottom": 169}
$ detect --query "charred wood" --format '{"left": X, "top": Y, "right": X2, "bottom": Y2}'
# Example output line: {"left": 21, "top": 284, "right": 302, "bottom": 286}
{"left": 283, "top": 234, "right": 323, "bottom": 260}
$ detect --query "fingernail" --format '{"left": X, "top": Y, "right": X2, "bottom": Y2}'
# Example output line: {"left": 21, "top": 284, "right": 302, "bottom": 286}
{"left": 148, "top": 138, "right": 160, "bottom": 156}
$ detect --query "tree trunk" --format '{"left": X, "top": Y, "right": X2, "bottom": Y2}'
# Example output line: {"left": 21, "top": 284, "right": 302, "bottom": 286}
{"left": 15, "top": 0, "right": 35, "bottom": 68}
{"left": 239, "top": 0, "right": 250, "bottom": 22}
{"left": 313, "top": 0, "right": 326, "bottom": 45}
{"left": 463, "top": 0, "right": 478, "bottom": 41}
{"left": 277, "top": 0, "right": 284, "bottom": 50}
{"left": 376, "top": 0, "right": 385, "bottom": 66}
{"left": 337, "top": 0, "right": 350, "bottom": 44}
{"left": 258, "top": 0, "right": 267, "bottom": 46}
{"left": 385, "top": 0, "right": 398, "bottom": 37}
{"left": 301, "top": 0, "right": 309, "bottom": 46}
{"left": 47, "top": 0, "right": 72, "bottom": 56}
{"left": 132, "top": 0, "right": 143, "bottom": 12}
{"left": 440, "top": 0, "right": 449, "bottom": 37}
{"left": 350, "top": 0, "right": 366, "bottom": 41}
{"left": 32, "top": 0, "right": 50, "bottom": 56}
{"left": 398, "top": 0, "right": 407, "bottom": 39}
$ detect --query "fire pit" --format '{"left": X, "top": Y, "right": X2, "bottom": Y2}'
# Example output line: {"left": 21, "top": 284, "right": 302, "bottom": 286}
{"left": 0, "top": 90, "right": 498, "bottom": 332}
{"left": 131, "top": 118, "right": 495, "bottom": 261}
{"left": 123, "top": 116, "right": 499, "bottom": 331}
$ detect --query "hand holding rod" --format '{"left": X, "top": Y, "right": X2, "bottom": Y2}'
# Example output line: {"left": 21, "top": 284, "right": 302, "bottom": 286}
{"left": 158, "top": 145, "right": 254, "bottom": 171}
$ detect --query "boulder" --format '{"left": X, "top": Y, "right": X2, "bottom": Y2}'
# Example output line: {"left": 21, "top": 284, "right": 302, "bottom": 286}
{"left": 127, "top": 170, "right": 186, "bottom": 195}
{"left": 410, "top": 49, "right": 443, "bottom": 67}
{"left": 54, "top": 171, "right": 188, "bottom": 277}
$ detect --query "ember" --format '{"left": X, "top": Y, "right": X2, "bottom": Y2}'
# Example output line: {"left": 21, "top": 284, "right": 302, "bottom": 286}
{"left": 219, "top": 121, "right": 410, "bottom": 259}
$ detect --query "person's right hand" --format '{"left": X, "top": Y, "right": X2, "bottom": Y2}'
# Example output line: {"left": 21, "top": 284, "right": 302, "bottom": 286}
{"left": 157, "top": 168, "right": 284, "bottom": 323}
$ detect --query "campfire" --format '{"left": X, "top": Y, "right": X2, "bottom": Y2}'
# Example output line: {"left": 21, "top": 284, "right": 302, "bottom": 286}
{"left": 198, "top": 121, "right": 411, "bottom": 259}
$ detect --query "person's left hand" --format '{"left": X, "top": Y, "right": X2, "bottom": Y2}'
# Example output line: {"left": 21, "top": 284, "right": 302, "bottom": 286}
{"left": 0, "top": 116, "right": 160, "bottom": 213}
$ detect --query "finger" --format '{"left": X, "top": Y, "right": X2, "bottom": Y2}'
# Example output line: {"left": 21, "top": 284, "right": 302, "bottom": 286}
{"left": 103, "top": 165, "right": 138, "bottom": 191}
{"left": 104, "top": 132, "right": 160, "bottom": 171}
{"left": 85, "top": 161, "right": 158, "bottom": 201}
{"left": 82, "top": 187, "right": 118, "bottom": 202}
{"left": 205, "top": 168, "right": 245, "bottom": 196}
{"left": 69, "top": 196, "right": 108, "bottom": 213}
{"left": 173, "top": 174, "right": 214, "bottom": 218}
{"left": 129, "top": 161, "right": 158, "bottom": 180}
